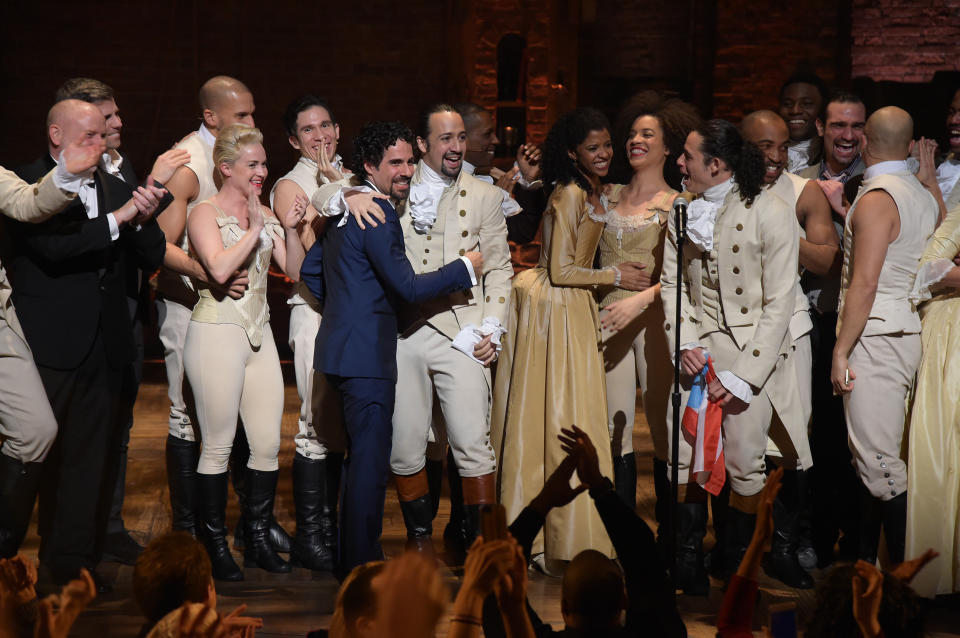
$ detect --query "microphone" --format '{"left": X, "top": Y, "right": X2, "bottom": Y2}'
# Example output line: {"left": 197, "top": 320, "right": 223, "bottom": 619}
{"left": 673, "top": 196, "right": 688, "bottom": 240}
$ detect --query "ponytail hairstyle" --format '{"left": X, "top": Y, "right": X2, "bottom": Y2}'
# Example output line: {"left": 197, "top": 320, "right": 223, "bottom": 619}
{"left": 213, "top": 123, "right": 264, "bottom": 178}
{"left": 695, "top": 119, "right": 765, "bottom": 205}
{"left": 542, "top": 107, "right": 611, "bottom": 196}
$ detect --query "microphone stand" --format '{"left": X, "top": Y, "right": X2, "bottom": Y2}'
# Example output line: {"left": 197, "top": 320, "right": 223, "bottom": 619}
{"left": 669, "top": 198, "right": 687, "bottom": 589}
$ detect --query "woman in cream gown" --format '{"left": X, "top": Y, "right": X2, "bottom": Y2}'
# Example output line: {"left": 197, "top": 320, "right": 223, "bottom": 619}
{"left": 905, "top": 203, "right": 960, "bottom": 597}
{"left": 491, "top": 108, "right": 648, "bottom": 564}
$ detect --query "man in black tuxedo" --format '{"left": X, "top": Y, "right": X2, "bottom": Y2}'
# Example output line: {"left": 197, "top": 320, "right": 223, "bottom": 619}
{"left": 9, "top": 99, "right": 167, "bottom": 588}
{"left": 54, "top": 77, "right": 199, "bottom": 565}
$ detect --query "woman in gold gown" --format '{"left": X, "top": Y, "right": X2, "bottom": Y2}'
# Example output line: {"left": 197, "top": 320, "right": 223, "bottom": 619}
{"left": 596, "top": 92, "right": 700, "bottom": 514}
{"left": 491, "top": 108, "right": 649, "bottom": 565}
{"left": 905, "top": 203, "right": 960, "bottom": 597}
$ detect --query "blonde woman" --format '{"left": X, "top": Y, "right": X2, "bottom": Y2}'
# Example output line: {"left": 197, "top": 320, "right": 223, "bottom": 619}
{"left": 184, "top": 124, "right": 307, "bottom": 580}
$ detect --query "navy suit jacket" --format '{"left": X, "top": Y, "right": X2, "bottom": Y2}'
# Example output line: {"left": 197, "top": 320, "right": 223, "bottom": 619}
{"left": 301, "top": 198, "right": 473, "bottom": 381}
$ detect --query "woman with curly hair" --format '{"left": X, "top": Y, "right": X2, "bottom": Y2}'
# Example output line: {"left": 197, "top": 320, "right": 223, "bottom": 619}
{"left": 595, "top": 92, "right": 701, "bottom": 516}
{"left": 491, "top": 108, "right": 649, "bottom": 568}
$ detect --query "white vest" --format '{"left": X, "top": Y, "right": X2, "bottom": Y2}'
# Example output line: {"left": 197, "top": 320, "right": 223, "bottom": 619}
{"left": 839, "top": 169, "right": 938, "bottom": 336}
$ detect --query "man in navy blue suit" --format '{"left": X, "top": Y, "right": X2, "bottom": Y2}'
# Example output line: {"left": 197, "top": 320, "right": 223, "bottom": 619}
{"left": 300, "top": 121, "right": 482, "bottom": 574}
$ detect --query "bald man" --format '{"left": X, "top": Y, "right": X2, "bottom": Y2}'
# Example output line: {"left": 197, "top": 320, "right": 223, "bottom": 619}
{"left": 10, "top": 100, "right": 167, "bottom": 586}
{"left": 156, "top": 76, "right": 261, "bottom": 540}
{"left": 0, "top": 141, "right": 104, "bottom": 560}
{"left": 741, "top": 110, "right": 841, "bottom": 584}
{"left": 832, "top": 106, "right": 938, "bottom": 565}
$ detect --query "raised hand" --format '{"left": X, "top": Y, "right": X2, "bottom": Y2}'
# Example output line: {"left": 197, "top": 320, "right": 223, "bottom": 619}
{"left": 753, "top": 467, "right": 783, "bottom": 546}
{"left": 61, "top": 140, "right": 102, "bottom": 177}
{"left": 150, "top": 148, "right": 191, "bottom": 184}
{"left": 530, "top": 453, "right": 588, "bottom": 514}
{"left": 222, "top": 603, "right": 263, "bottom": 638}
{"left": 889, "top": 548, "right": 939, "bottom": 584}
{"left": 283, "top": 194, "right": 308, "bottom": 229}
{"left": 374, "top": 552, "right": 448, "bottom": 638}
{"left": 461, "top": 537, "right": 515, "bottom": 600}
{"left": 247, "top": 192, "right": 265, "bottom": 233}
{"left": 558, "top": 425, "right": 604, "bottom": 489}
{"left": 516, "top": 143, "right": 542, "bottom": 183}
{"left": 34, "top": 568, "right": 97, "bottom": 638}
{"left": 817, "top": 179, "right": 847, "bottom": 218}
{"left": 852, "top": 561, "right": 884, "bottom": 638}
{"left": 494, "top": 166, "right": 519, "bottom": 194}
{"left": 316, "top": 144, "right": 344, "bottom": 183}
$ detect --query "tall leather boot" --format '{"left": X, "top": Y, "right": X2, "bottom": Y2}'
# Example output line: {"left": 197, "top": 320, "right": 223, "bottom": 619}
{"left": 882, "top": 492, "right": 907, "bottom": 565}
{"left": 443, "top": 449, "right": 467, "bottom": 559}
{"left": 165, "top": 435, "right": 199, "bottom": 537}
{"left": 673, "top": 502, "right": 709, "bottom": 596}
{"left": 197, "top": 472, "right": 243, "bottom": 581}
{"left": 763, "top": 469, "right": 813, "bottom": 588}
{"left": 290, "top": 454, "right": 334, "bottom": 571}
{"left": 708, "top": 485, "right": 730, "bottom": 579}
{"left": 722, "top": 495, "right": 758, "bottom": 582}
{"left": 425, "top": 458, "right": 443, "bottom": 519}
{"left": 857, "top": 482, "right": 884, "bottom": 564}
{"left": 653, "top": 458, "right": 669, "bottom": 527}
{"left": 322, "top": 452, "right": 343, "bottom": 558}
{"left": 462, "top": 472, "right": 496, "bottom": 548}
{"left": 0, "top": 455, "right": 42, "bottom": 558}
{"left": 242, "top": 469, "right": 290, "bottom": 573}
{"left": 231, "top": 432, "right": 291, "bottom": 554}
{"left": 395, "top": 471, "right": 434, "bottom": 553}
{"left": 613, "top": 453, "right": 638, "bottom": 511}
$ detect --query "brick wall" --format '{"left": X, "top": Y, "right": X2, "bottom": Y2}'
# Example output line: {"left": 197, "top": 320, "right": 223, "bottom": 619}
{"left": 711, "top": 1, "right": 849, "bottom": 120}
{"left": 851, "top": 0, "right": 960, "bottom": 82}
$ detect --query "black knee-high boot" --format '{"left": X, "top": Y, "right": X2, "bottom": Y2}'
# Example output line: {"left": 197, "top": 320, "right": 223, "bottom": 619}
{"left": 231, "top": 431, "right": 291, "bottom": 553}
{"left": 673, "top": 502, "right": 710, "bottom": 596}
{"left": 763, "top": 468, "right": 814, "bottom": 588}
{"left": 165, "top": 435, "right": 199, "bottom": 537}
{"left": 612, "top": 453, "right": 638, "bottom": 511}
{"left": 197, "top": 472, "right": 243, "bottom": 581}
{"left": 322, "top": 452, "right": 343, "bottom": 557}
{"left": 290, "top": 454, "right": 334, "bottom": 571}
{"left": 242, "top": 469, "right": 290, "bottom": 573}
{"left": 882, "top": 492, "right": 907, "bottom": 565}
{"left": 0, "top": 455, "right": 42, "bottom": 558}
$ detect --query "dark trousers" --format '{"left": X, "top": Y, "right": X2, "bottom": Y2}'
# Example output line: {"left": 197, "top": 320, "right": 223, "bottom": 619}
{"left": 808, "top": 310, "right": 860, "bottom": 560}
{"left": 327, "top": 375, "right": 394, "bottom": 574}
{"left": 108, "top": 315, "right": 144, "bottom": 535}
{"left": 36, "top": 330, "right": 125, "bottom": 580}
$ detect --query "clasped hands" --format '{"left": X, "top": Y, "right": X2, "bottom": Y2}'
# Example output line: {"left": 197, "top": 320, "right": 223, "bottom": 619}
{"left": 679, "top": 347, "right": 742, "bottom": 407}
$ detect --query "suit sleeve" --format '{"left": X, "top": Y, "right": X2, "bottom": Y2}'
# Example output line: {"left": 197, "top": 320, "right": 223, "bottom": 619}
{"left": 300, "top": 240, "right": 325, "bottom": 308}
{"left": 506, "top": 186, "right": 546, "bottom": 244}
{"left": 729, "top": 197, "right": 799, "bottom": 387}
{"left": 0, "top": 167, "right": 76, "bottom": 224}
{"left": 476, "top": 187, "right": 514, "bottom": 324}
{"left": 365, "top": 203, "right": 473, "bottom": 304}
{"left": 547, "top": 184, "right": 617, "bottom": 287}
{"left": 12, "top": 213, "right": 114, "bottom": 260}
{"left": 660, "top": 205, "right": 699, "bottom": 348}
{"left": 124, "top": 218, "right": 167, "bottom": 272}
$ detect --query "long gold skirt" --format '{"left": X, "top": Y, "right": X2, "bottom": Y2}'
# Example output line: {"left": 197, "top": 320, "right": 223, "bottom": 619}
{"left": 491, "top": 266, "right": 614, "bottom": 561}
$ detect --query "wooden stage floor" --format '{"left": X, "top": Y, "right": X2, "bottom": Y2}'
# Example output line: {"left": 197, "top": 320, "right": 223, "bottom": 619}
{"left": 17, "top": 376, "right": 960, "bottom": 637}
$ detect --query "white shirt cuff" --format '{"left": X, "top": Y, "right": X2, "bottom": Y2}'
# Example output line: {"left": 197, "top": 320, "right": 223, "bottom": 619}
{"left": 717, "top": 370, "right": 753, "bottom": 405}
{"left": 680, "top": 342, "right": 701, "bottom": 351}
{"left": 53, "top": 153, "right": 93, "bottom": 194}
{"left": 106, "top": 213, "right": 120, "bottom": 241}
{"left": 459, "top": 256, "right": 479, "bottom": 286}
{"left": 323, "top": 185, "right": 371, "bottom": 217}
{"left": 451, "top": 317, "right": 506, "bottom": 364}
{"left": 514, "top": 164, "right": 542, "bottom": 190}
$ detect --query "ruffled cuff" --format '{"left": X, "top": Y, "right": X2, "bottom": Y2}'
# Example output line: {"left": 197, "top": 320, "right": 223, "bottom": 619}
{"left": 909, "top": 258, "right": 957, "bottom": 304}
{"left": 717, "top": 370, "right": 753, "bottom": 405}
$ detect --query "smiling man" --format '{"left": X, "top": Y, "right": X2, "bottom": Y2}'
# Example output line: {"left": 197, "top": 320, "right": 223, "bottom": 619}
{"left": 799, "top": 93, "right": 867, "bottom": 183}
{"left": 268, "top": 94, "right": 348, "bottom": 571}
{"left": 779, "top": 72, "right": 829, "bottom": 174}
{"left": 937, "top": 88, "right": 960, "bottom": 211}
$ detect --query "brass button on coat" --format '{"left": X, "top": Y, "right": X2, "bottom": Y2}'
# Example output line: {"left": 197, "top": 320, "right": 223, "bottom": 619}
{"left": 459, "top": 210, "right": 466, "bottom": 217}
{"left": 736, "top": 223, "right": 743, "bottom": 231}
{"left": 422, "top": 259, "right": 428, "bottom": 264}
{"left": 461, "top": 230, "right": 468, "bottom": 237}
{"left": 733, "top": 266, "right": 740, "bottom": 274}
{"left": 735, "top": 287, "right": 743, "bottom": 295}
{"left": 460, "top": 190, "right": 467, "bottom": 197}
{"left": 459, "top": 249, "right": 465, "bottom": 256}
{"left": 752, "top": 349, "right": 760, "bottom": 356}
{"left": 732, "top": 245, "right": 740, "bottom": 253}
{"left": 741, "top": 307, "right": 748, "bottom": 314}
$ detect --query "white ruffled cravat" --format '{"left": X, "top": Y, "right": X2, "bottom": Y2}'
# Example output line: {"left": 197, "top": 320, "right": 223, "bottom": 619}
{"left": 685, "top": 178, "right": 734, "bottom": 252}
{"left": 937, "top": 157, "right": 960, "bottom": 202}
{"left": 787, "top": 139, "right": 812, "bottom": 174}
{"left": 408, "top": 162, "right": 451, "bottom": 233}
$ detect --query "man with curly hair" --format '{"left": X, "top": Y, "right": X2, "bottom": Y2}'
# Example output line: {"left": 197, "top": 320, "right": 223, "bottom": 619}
{"left": 662, "top": 119, "right": 802, "bottom": 583}
{"left": 301, "top": 121, "right": 482, "bottom": 573}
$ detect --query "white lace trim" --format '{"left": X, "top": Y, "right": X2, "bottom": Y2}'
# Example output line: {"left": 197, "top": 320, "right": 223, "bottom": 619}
{"left": 586, "top": 193, "right": 612, "bottom": 223}
{"left": 909, "top": 257, "right": 957, "bottom": 304}
{"left": 603, "top": 207, "right": 665, "bottom": 232}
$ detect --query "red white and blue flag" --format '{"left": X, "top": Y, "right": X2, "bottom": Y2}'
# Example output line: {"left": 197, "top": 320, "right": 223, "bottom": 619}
{"left": 682, "top": 355, "right": 726, "bottom": 495}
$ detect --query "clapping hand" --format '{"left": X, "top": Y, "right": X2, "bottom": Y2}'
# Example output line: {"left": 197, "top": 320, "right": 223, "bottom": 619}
{"left": 61, "top": 140, "right": 103, "bottom": 178}
{"left": 34, "top": 568, "right": 97, "bottom": 638}
{"left": 558, "top": 425, "right": 604, "bottom": 490}
{"left": 529, "top": 453, "right": 588, "bottom": 515}
{"left": 283, "top": 194, "right": 308, "bottom": 229}
{"left": 889, "top": 548, "right": 939, "bottom": 584}
{"left": 852, "top": 561, "right": 884, "bottom": 638}
{"left": 247, "top": 192, "right": 265, "bottom": 234}
{"left": 516, "top": 144, "right": 542, "bottom": 183}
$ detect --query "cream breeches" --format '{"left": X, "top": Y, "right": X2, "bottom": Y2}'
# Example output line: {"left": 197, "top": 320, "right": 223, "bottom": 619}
{"left": 184, "top": 321, "right": 283, "bottom": 474}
